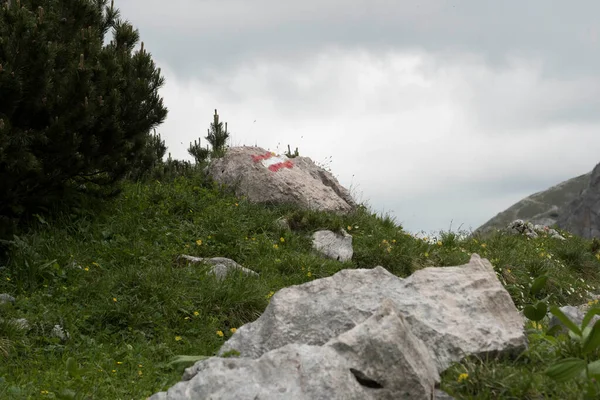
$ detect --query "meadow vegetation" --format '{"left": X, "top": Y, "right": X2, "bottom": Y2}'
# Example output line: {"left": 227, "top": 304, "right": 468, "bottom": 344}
{"left": 1, "top": 169, "right": 600, "bottom": 399}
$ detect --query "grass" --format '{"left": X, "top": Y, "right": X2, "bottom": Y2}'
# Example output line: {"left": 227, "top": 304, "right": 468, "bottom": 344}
{"left": 1, "top": 170, "right": 600, "bottom": 399}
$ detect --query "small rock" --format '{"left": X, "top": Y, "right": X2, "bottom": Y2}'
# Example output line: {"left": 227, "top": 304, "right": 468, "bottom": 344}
{"left": 0, "top": 293, "right": 15, "bottom": 305}
{"left": 177, "top": 255, "right": 259, "bottom": 281}
{"left": 11, "top": 318, "right": 30, "bottom": 331}
{"left": 312, "top": 229, "right": 353, "bottom": 262}
{"left": 51, "top": 325, "right": 70, "bottom": 341}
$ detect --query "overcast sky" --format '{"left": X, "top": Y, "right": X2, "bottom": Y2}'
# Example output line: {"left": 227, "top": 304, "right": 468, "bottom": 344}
{"left": 116, "top": 0, "right": 600, "bottom": 235}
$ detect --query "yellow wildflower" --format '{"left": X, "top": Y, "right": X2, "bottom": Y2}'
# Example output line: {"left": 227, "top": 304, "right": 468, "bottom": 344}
{"left": 112, "top": 297, "right": 117, "bottom": 302}
{"left": 347, "top": 226, "right": 352, "bottom": 231}
{"left": 273, "top": 244, "right": 278, "bottom": 249}
{"left": 280, "top": 237, "right": 285, "bottom": 243}
{"left": 230, "top": 328, "right": 237, "bottom": 334}
{"left": 307, "top": 271, "right": 312, "bottom": 277}
{"left": 175, "top": 336, "right": 182, "bottom": 341}
{"left": 457, "top": 373, "right": 468, "bottom": 382}
{"left": 196, "top": 239, "right": 202, "bottom": 246}
{"left": 193, "top": 311, "right": 199, "bottom": 316}
{"left": 84, "top": 267, "right": 89, "bottom": 272}
{"left": 216, "top": 330, "right": 224, "bottom": 337}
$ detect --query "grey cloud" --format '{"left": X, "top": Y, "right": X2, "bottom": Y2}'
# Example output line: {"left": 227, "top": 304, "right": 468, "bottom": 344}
{"left": 119, "top": 0, "right": 600, "bottom": 79}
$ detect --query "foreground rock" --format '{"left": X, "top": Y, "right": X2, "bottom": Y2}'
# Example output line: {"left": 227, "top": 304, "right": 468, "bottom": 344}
{"left": 150, "top": 254, "right": 526, "bottom": 399}
{"left": 556, "top": 162, "right": 600, "bottom": 239}
{"left": 150, "top": 300, "right": 441, "bottom": 400}
{"left": 206, "top": 146, "right": 357, "bottom": 214}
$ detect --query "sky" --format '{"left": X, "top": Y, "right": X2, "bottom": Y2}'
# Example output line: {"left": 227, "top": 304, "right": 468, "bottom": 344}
{"left": 115, "top": 0, "right": 600, "bottom": 235}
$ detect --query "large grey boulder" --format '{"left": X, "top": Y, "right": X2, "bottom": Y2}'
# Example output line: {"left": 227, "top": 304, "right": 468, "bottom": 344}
{"left": 149, "top": 300, "right": 441, "bottom": 400}
{"left": 548, "top": 305, "right": 600, "bottom": 335}
{"left": 150, "top": 254, "right": 526, "bottom": 399}
{"left": 556, "top": 162, "right": 600, "bottom": 239}
{"left": 206, "top": 146, "right": 356, "bottom": 214}
{"left": 216, "top": 254, "right": 525, "bottom": 370}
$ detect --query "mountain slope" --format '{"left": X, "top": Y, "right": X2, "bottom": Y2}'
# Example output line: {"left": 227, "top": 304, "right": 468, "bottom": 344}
{"left": 476, "top": 172, "right": 591, "bottom": 234}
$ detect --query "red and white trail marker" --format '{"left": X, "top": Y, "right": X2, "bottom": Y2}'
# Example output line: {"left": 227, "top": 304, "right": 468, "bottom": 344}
{"left": 251, "top": 152, "right": 294, "bottom": 172}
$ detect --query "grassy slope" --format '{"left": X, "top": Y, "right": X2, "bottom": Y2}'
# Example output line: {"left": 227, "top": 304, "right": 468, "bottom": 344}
{"left": 1, "top": 172, "right": 600, "bottom": 399}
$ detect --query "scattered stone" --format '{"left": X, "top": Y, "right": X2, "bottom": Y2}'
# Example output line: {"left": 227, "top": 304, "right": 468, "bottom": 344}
{"left": 273, "top": 217, "right": 291, "bottom": 231}
{"left": 0, "top": 293, "right": 15, "bottom": 305}
{"left": 206, "top": 146, "right": 357, "bottom": 214}
{"left": 51, "top": 325, "right": 70, "bottom": 341}
{"left": 176, "top": 255, "right": 259, "bottom": 281}
{"left": 506, "top": 219, "right": 566, "bottom": 240}
{"left": 11, "top": 318, "right": 30, "bottom": 331}
{"left": 312, "top": 229, "right": 353, "bottom": 262}
{"left": 150, "top": 254, "right": 525, "bottom": 399}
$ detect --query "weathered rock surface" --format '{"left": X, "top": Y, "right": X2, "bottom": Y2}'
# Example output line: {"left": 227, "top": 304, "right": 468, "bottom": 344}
{"left": 217, "top": 254, "right": 526, "bottom": 370}
{"left": 150, "top": 254, "right": 526, "bottom": 399}
{"left": 312, "top": 229, "right": 353, "bottom": 262}
{"left": 476, "top": 172, "right": 591, "bottom": 235}
{"left": 206, "top": 146, "right": 357, "bottom": 214}
{"left": 556, "top": 162, "right": 600, "bottom": 239}
{"left": 176, "top": 255, "right": 259, "bottom": 281}
{"left": 149, "top": 300, "right": 441, "bottom": 400}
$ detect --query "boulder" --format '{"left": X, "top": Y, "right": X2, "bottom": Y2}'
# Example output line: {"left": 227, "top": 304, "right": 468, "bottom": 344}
{"left": 149, "top": 300, "right": 442, "bottom": 400}
{"left": 150, "top": 254, "right": 526, "bottom": 399}
{"left": 312, "top": 229, "right": 353, "bottom": 262}
{"left": 557, "top": 162, "right": 600, "bottom": 239}
{"left": 206, "top": 146, "right": 357, "bottom": 214}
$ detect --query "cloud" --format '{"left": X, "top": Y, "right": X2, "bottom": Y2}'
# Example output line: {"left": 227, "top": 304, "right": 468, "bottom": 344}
{"left": 118, "top": 0, "right": 600, "bottom": 79}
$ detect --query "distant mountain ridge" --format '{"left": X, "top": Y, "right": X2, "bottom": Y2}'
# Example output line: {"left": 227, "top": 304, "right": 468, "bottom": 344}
{"left": 475, "top": 171, "right": 592, "bottom": 235}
